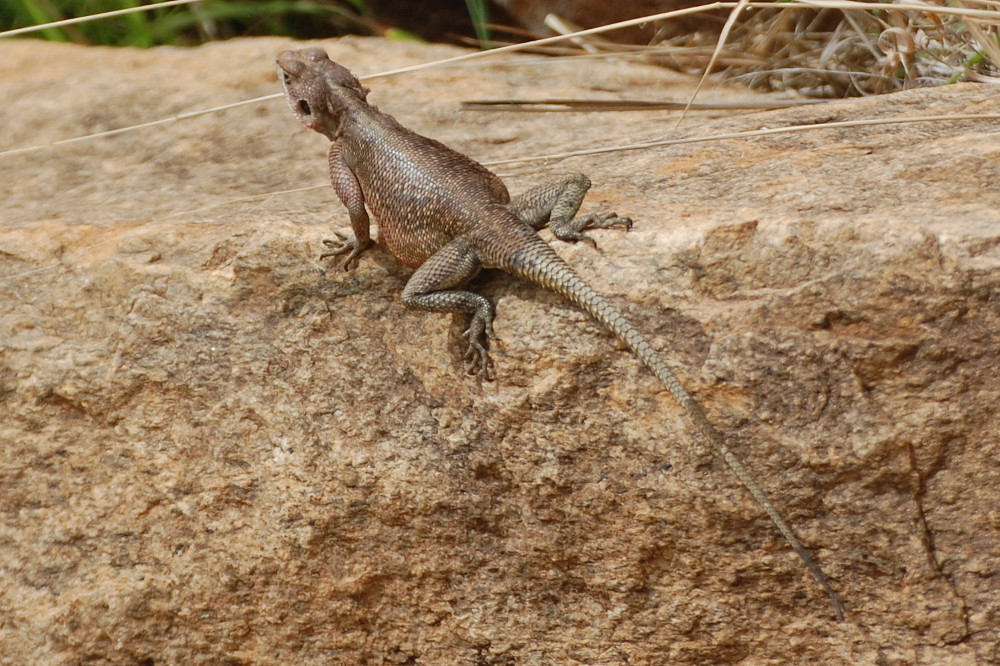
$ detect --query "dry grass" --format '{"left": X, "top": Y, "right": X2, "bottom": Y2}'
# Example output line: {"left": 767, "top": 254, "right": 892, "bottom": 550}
{"left": 593, "top": 1, "right": 1000, "bottom": 97}
{"left": 481, "top": 2, "right": 1000, "bottom": 97}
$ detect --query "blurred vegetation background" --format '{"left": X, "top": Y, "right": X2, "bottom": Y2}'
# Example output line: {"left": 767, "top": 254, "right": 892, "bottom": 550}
{"left": 0, "top": 0, "right": 494, "bottom": 47}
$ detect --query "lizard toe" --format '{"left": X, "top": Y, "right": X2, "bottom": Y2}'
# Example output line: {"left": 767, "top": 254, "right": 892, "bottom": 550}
{"left": 462, "top": 315, "right": 496, "bottom": 379}
{"left": 320, "top": 232, "right": 363, "bottom": 271}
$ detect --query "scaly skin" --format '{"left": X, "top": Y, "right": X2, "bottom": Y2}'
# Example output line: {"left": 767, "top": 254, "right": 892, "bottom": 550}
{"left": 276, "top": 47, "right": 844, "bottom": 621}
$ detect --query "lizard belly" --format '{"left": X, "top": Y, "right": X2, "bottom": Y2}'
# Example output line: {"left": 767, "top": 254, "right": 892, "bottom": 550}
{"left": 369, "top": 204, "right": 454, "bottom": 268}
{"left": 377, "top": 219, "right": 445, "bottom": 267}
{"left": 362, "top": 176, "right": 459, "bottom": 268}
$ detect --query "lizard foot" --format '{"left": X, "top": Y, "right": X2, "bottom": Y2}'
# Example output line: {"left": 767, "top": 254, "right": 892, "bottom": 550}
{"left": 462, "top": 312, "right": 498, "bottom": 380}
{"left": 550, "top": 212, "right": 633, "bottom": 249}
{"left": 321, "top": 232, "right": 366, "bottom": 271}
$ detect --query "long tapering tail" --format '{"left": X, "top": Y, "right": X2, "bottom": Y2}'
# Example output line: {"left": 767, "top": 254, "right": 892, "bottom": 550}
{"left": 508, "top": 239, "right": 845, "bottom": 621}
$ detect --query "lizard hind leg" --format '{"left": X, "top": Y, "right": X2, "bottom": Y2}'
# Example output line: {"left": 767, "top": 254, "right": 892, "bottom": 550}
{"left": 401, "top": 238, "right": 498, "bottom": 379}
{"left": 509, "top": 173, "right": 632, "bottom": 248}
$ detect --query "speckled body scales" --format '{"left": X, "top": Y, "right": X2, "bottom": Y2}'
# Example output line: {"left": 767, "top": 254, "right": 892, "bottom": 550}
{"left": 277, "top": 47, "right": 844, "bottom": 620}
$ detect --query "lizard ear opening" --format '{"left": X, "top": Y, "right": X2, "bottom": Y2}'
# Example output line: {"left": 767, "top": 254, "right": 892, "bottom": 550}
{"left": 297, "top": 99, "right": 312, "bottom": 116}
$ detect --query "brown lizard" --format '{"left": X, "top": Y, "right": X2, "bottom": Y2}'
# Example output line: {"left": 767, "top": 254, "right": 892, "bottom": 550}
{"left": 276, "top": 47, "right": 845, "bottom": 621}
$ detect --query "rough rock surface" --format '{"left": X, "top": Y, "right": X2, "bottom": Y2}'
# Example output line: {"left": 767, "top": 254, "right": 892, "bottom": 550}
{"left": 1, "top": 37, "right": 998, "bottom": 664}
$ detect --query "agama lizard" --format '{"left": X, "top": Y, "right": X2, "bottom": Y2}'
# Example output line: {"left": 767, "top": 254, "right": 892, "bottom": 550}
{"left": 276, "top": 47, "right": 845, "bottom": 621}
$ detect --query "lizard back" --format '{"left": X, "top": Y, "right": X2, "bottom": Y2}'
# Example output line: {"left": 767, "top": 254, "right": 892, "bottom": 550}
{"left": 340, "top": 104, "right": 513, "bottom": 267}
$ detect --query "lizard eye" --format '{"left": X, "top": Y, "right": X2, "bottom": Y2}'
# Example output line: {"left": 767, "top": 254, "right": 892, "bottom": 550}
{"left": 297, "top": 100, "right": 312, "bottom": 116}
{"left": 282, "top": 72, "right": 293, "bottom": 85}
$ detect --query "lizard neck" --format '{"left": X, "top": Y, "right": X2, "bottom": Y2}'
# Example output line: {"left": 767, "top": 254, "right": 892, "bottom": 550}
{"left": 313, "top": 94, "right": 368, "bottom": 140}
{"left": 328, "top": 97, "right": 402, "bottom": 144}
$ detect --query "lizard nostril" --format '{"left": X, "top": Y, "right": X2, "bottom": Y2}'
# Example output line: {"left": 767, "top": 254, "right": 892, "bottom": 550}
{"left": 298, "top": 100, "right": 311, "bottom": 116}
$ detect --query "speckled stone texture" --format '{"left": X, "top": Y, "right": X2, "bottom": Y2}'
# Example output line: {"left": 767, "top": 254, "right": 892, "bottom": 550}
{"left": 1, "top": 37, "right": 997, "bottom": 665}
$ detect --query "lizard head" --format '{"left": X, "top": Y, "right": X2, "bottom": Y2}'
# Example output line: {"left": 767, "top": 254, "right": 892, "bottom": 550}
{"left": 276, "top": 48, "right": 370, "bottom": 140}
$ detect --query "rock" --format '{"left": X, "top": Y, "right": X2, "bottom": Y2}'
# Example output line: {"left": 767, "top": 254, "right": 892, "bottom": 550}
{"left": 1, "top": 37, "right": 997, "bottom": 664}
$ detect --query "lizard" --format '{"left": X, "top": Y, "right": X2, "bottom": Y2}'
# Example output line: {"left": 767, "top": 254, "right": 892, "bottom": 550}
{"left": 276, "top": 46, "right": 845, "bottom": 621}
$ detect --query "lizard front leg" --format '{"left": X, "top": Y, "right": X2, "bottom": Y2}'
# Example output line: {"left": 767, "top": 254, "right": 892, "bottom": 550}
{"left": 508, "top": 173, "right": 632, "bottom": 248}
{"left": 401, "top": 238, "right": 497, "bottom": 379}
{"left": 320, "top": 143, "right": 372, "bottom": 270}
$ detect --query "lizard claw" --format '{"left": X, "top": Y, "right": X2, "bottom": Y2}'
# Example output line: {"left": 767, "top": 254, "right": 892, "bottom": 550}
{"left": 553, "top": 229, "right": 600, "bottom": 249}
{"left": 550, "top": 212, "right": 632, "bottom": 249}
{"left": 591, "top": 211, "right": 632, "bottom": 231}
{"left": 320, "top": 232, "right": 364, "bottom": 271}
{"left": 462, "top": 313, "right": 497, "bottom": 380}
